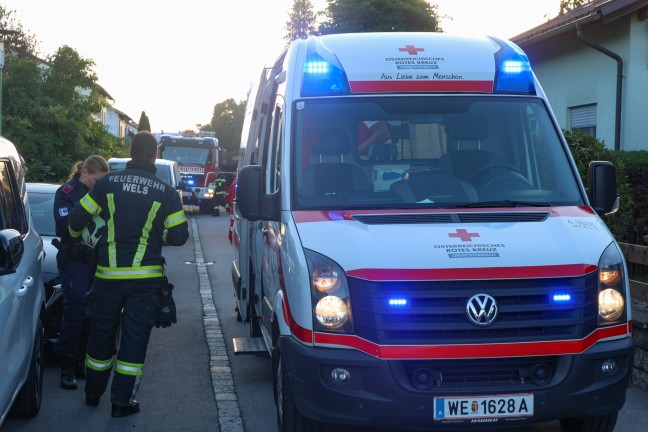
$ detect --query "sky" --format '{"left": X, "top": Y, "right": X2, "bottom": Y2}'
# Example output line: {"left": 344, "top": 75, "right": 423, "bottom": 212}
{"left": 2, "top": 0, "right": 560, "bottom": 133}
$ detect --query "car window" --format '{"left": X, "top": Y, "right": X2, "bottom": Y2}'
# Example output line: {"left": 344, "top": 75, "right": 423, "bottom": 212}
{"left": 0, "top": 161, "right": 24, "bottom": 233}
{"left": 155, "top": 165, "right": 171, "bottom": 184}
{"left": 28, "top": 191, "right": 56, "bottom": 236}
{"left": 108, "top": 161, "right": 127, "bottom": 171}
{"left": 108, "top": 160, "right": 172, "bottom": 185}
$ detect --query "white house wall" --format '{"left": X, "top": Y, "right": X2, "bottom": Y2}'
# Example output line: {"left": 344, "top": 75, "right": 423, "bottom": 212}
{"left": 522, "top": 14, "right": 648, "bottom": 151}
{"left": 105, "top": 109, "right": 120, "bottom": 137}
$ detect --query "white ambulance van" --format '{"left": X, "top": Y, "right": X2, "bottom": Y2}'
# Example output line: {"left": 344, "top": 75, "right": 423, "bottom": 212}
{"left": 231, "top": 32, "right": 633, "bottom": 432}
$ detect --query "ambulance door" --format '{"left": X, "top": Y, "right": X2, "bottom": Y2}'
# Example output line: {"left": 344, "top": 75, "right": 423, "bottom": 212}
{"left": 236, "top": 68, "right": 269, "bottom": 324}
{"left": 246, "top": 75, "right": 278, "bottom": 335}
{"left": 258, "top": 101, "right": 284, "bottom": 336}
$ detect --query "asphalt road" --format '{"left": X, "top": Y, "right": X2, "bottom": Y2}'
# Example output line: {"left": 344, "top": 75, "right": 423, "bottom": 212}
{"left": 3, "top": 213, "right": 648, "bottom": 432}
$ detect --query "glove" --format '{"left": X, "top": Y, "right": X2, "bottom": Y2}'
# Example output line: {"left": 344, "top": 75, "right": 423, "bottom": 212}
{"left": 155, "top": 279, "right": 177, "bottom": 328}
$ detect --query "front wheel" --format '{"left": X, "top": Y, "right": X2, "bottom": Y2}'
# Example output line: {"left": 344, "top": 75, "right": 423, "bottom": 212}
{"left": 559, "top": 412, "right": 618, "bottom": 432}
{"left": 273, "top": 347, "right": 322, "bottom": 432}
{"left": 10, "top": 320, "right": 44, "bottom": 418}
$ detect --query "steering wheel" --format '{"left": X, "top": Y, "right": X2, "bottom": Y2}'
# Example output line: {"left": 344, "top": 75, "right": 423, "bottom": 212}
{"left": 469, "top": 164, "right": 532, "bottom": 193}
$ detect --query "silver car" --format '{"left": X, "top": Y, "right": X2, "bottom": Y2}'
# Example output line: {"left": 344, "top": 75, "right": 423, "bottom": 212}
{"left": 1, "top": 140, "right": 45, "bottom": 425}
{"left": 25, "top": 183, "right": 63, "bottom": 347}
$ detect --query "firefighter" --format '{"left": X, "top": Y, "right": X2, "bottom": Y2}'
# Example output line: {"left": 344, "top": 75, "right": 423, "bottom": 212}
{"left": 211, "top": 173, "right": 228, "bottom": 216}
{"left": 68, "top": 131, "right": 189, "bottom": 417}
{"left": 53, "top": 156, "right": 110, "bottom": 390}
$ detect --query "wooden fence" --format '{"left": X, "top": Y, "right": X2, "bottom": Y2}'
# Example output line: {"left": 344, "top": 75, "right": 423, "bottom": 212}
{"left": 619, "top": 242, "right": 648, "bottom": 303}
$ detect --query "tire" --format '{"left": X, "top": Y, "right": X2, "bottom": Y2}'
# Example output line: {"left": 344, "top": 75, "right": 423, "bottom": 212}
{"left": 274, "top": 347, "right": 321, "bottom": 432}
{"left": 559, "top": 412, "right": 618, "bottom": 432}
{"left": 10, "top": 320, "right": 44, "bottom": 418}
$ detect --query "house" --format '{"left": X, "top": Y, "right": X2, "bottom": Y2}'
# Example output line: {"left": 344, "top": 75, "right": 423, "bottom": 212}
{"left": 94, "top": 86, "right": 138, "bottom": 144}
{"left": 511, "top": 0, "right": 648, "bottom": 151}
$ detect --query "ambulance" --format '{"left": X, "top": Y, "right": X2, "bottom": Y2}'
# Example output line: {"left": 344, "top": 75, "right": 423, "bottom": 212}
{"left": 231, "top": 32, "right": 633, "bottom": 432}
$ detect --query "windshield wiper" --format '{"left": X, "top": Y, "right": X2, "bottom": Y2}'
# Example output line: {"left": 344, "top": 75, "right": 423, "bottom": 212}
{"left": 448, "top": 200, "right": 552, "bottom": 208}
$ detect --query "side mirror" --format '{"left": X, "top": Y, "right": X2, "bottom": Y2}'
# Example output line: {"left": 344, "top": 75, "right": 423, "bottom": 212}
{"left": 587, "top": 161, "right": 619, "bottom": 215}
{"left": 0, "top": 229, "right": 24, "bottom": 275}
{"left": 177, "top": 180, "right": 187, "bottom": 190}
{"left": 236, "top": 165, "right": 279, "bottom": 222}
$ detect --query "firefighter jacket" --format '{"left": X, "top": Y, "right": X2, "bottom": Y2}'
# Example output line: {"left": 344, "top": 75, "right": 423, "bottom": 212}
{"left": 68, "top": 159, "right": 189, "bottom": 280}
{"left": 54, "top": 175, "right": 89, "bottom": 243}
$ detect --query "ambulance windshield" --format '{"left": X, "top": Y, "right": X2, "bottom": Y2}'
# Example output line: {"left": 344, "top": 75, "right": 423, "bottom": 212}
{"left": 294, "top": 96, "right": 583, "bottom": 210}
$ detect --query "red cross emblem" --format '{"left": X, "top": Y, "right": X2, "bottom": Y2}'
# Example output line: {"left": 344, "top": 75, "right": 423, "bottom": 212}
{"left": 398, "top": 44, "right": 424, "bottom": 55}
{"left": 448, "top": 229, "right": 480, "bottom": 242}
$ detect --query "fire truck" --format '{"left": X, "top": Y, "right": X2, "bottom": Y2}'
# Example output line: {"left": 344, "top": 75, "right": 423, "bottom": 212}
{"left": 157, "top": 131, "right": 220, "bottom": 213}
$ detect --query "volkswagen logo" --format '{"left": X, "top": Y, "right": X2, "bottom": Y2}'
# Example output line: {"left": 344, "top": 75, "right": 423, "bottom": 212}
{"left": 466, "top": 294, "right": 498, "bottom": 326}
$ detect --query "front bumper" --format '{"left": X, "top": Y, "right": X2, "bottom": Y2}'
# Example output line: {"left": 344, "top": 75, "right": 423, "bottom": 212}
{"left": 280, "top": 335, "right": 634, "bottom": 430}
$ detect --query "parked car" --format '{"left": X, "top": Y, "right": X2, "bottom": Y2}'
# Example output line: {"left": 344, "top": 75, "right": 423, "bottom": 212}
{"left": 26, "top": 183, "right": 63, "bottom": 346}
{"left": 0, "top": 138, "right": 45, "bottom": 425}
{"left": 107, "top": 157, "right": 185, "bottom": 198}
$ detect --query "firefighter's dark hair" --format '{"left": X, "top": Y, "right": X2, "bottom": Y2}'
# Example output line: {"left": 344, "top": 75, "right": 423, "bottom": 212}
{"left": 131, "top": 131, "right": 158, "bottom": 160}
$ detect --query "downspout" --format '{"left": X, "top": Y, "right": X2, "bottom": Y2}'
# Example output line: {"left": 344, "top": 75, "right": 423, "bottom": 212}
{"left": 576, "top": 22, "right": 623, "bottom": 151}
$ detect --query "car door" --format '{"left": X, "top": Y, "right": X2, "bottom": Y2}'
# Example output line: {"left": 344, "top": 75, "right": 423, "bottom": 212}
{"left": 0, "top": 159, "right": 42, "bottom": 420}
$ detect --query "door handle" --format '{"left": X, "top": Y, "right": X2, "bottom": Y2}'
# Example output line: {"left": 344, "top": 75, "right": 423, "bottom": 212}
{"left": 16, "top": 275, "right": 34, "bottom": 298}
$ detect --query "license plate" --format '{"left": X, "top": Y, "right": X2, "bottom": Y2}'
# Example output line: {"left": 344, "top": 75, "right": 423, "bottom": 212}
{"left": 434, "top": 394, "right": 533, "bottom": 420}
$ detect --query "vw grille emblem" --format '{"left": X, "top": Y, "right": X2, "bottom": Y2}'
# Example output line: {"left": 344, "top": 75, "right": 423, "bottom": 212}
{"left": 466, "top": 294, "right": 498, "bottom": 326}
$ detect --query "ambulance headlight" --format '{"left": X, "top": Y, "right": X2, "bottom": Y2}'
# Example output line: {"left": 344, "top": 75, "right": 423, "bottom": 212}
{"left": 305, "top": 249, "right": 353, "bottom": 332}
{"left": 312, "top": 265, "right": 341, "bottom": 294}
{"left": 315, "top": 296, "right": 348, "bottom": 328}
{"left": 597, "top": 243, "right": 627, "bottom": 324}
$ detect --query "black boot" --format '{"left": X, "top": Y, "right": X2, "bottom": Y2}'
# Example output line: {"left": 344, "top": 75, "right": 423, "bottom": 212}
{"left": 60, "top": 353, "right": 77, "bottom": 390}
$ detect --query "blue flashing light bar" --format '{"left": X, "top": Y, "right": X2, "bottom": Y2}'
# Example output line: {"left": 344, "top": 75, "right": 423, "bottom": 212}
{"left": 492, "top": 37, "right": 536, "bottom": 95}
{"left": 301, "top": 37, "right": 350, "bottom": 96}
{"left": 187, "top": 179, "right": 195, "bottom": 185}
{"left": 552, "top": 293, "right": 572, "bottom": 303}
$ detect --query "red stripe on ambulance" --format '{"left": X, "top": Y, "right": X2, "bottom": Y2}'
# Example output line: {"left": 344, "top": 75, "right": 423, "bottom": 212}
{"left": 349, "top": 80, "right": 494, "bottom": 93}
{"left": 312, "top": 323, "right": 631, "bottom": 359}
{"left": 347, "top": 264, "right": 598, "bottom": 281}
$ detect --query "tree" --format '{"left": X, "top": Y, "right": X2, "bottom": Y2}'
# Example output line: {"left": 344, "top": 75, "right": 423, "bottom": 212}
{"left": 3, "top": 46, "right": 125, "bottom": 182}
{"left": 0, "top": 5, "right": 39, "bottom": 61}
{"left": 559, "top": 0, "right": 591, "bottom": 15}
{"left": 318, "top": 0, "right": 441, "bottom": 34}
{"left": 285, "top": 0, "right": 317, "bottom": 43}
{"left": 204, "top": 98, "right": 245, "bottom": 172}
{"left": 138, "top": 111, "right": 151, "bottom": 132}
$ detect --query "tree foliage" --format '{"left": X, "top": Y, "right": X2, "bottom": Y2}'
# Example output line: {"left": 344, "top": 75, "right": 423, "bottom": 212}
{"left": 285, "top": 0, "right": 317, "bottom": 43}
{"left": 0, "top": 5, "right": 39, "bottom": 64}
{"left": 138, "top": 111, "right": 151, "bottom": 132}
{"left": 3, "top": 46, "right": 125, "bottom": 182}
{"left": 204, "top": 98, "right": 245, "bottom": 172}
{"left": 318, "top": 0, "right": 442, "bottom": 34}
{"left": 559, "top": 0, "right": 591, "bottom": 15}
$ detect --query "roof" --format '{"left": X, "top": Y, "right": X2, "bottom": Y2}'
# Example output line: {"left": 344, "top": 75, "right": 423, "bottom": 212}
{"left": 512, "top": 0, "right": 648, "bottom": 46}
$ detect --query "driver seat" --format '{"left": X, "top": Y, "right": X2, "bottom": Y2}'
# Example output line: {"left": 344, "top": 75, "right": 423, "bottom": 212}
{"left": 302, "top": 129, "right": 370, "bottom": 195}
{"left": 439, "top": 149, "right": 499, "bottom": 182}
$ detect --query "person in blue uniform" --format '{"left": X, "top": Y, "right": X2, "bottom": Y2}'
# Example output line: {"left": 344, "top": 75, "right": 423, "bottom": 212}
{"left": 53, "top": 156, "right": 110, "bottom": 390}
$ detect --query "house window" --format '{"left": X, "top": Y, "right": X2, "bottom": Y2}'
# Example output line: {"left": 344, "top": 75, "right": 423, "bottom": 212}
{"left": 569, "top": 104, "right": 597, "bottom": 137}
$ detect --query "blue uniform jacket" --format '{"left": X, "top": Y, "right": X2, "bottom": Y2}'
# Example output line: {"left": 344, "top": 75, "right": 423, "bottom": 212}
{"left": 54, "top": 175, "right": 89, "bottom": 244}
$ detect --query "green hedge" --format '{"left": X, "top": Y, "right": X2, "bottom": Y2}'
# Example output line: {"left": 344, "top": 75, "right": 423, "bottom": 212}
{"left": 563, "top": 131, "right": 634, "bottom": 242}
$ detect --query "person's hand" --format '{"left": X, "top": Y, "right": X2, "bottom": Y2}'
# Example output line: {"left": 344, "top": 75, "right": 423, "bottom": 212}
{"left": 155, "top": 292, "right": 177, "bottom": 328}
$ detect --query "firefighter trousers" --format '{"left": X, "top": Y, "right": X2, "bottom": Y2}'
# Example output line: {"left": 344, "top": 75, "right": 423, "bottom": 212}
{"left": 84, "top": 277, "right": 161, "bottom": 406}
